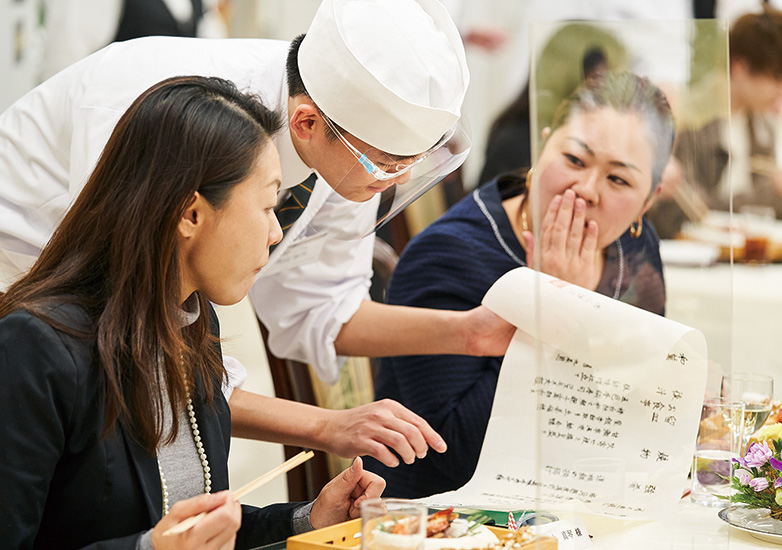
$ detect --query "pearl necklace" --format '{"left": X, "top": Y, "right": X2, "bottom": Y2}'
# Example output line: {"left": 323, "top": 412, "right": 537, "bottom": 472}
{"left": 157, "top": 372, "right": 212, "bottom": 515}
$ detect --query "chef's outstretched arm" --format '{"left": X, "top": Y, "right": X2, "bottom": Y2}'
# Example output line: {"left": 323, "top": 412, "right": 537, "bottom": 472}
{"left": 334, "top": 300, "right": 515, "bottom": 359}
{"left": 229, "top": 388, "right": 447, "bottom": 467}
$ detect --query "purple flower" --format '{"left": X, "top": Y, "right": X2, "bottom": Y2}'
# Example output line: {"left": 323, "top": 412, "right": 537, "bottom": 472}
{"left": 771, "top": 457, "right": 782, "bottom": 472}
{"left": 744, "top": 442, "right": 773, "bottom": 468}
{"left": 750, "top": 477, "right": 770, "bottom": 491}
{"left": 775, "top": 477, "right": 782, "bottom": 489}
{"left": 736, "top": 469, "right": 753, "bottom": 485}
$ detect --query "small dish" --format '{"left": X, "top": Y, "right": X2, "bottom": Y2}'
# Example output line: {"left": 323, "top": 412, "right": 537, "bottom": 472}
{"left": 718, "top": 505, "right": 782, "bottom": 544}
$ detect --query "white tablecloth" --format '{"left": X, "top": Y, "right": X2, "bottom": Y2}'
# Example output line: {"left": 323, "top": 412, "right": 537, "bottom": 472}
{"left": 569, "top": 498, "right": 773, "bottom": 548}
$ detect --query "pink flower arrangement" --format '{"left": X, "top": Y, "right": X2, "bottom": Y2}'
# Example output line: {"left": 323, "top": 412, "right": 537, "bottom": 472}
{"left": 727, "top": 424, "right": 782, "bottom": 519}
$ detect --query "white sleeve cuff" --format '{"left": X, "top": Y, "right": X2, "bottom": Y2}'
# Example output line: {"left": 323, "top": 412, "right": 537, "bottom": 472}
{"left": 222, "top": 354, "right": 249, "bottom": 400}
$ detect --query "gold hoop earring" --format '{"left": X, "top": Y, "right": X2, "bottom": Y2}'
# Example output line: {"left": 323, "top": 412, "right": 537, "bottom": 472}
{"left": 520, "top": 167, "right": 534, "bottom": 233}
{"left": 630, "top": 218, "right": 643, "bottom": 239}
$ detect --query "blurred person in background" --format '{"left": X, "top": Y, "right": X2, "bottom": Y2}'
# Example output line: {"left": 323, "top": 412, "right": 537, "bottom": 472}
{"left": 41, "top": 0, "right": 229, "bottom": 79}
{"left": 648, "top": 6, "right": 782, "bottom": 238}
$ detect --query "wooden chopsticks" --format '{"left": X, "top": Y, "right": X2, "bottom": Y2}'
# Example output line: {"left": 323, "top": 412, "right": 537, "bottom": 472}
{"left": 162, "top": 449, "right": 315, "bottom": 537}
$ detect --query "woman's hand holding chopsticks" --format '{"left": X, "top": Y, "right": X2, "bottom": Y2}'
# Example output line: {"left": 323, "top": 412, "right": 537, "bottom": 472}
{"left": 163, "top": 450, "right": 315, "bottom": 537}
{"left": 152, "top": 490, "right": 241, "bottom": 550}
{"left": 156, "top": 450, "right": 383, "bottom": 541}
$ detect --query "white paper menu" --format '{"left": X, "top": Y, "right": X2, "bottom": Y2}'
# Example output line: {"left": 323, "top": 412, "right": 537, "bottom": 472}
{"left": 420, "top": 267, "right": 708, "bottom": 521}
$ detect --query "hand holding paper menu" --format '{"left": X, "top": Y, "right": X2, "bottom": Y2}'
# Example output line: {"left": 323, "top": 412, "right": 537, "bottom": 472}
{"left": 422, "top": 267, "right": 707, "bottom": 521}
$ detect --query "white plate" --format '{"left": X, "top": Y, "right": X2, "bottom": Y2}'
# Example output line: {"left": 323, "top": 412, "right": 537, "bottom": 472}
{"left": 718, "top": 505, "right": 782, "bottom": 544}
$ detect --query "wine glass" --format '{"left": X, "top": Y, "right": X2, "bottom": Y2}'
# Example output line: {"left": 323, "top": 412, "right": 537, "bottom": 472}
{"left": 721, "top": 373, "right": 774, "bottom": 450}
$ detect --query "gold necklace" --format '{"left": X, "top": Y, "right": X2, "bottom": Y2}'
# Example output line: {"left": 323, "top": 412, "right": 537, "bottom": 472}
{"left": 520, "top": 167, "right": 534, "bottom": 234}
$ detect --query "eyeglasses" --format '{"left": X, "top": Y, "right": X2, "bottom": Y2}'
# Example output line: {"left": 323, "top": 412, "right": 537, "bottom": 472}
{"left": 318, "top": 110, "right": 455, "bottom": 181}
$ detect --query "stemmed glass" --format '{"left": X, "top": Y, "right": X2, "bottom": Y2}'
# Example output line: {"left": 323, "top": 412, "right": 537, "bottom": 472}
{"left": 721, "top": 373, "right": 774, "bottom": 451}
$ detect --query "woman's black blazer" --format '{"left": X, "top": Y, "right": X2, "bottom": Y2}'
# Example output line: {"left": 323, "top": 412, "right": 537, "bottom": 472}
{"left": 0, "top": 302, "right": 299, "bottom": 549}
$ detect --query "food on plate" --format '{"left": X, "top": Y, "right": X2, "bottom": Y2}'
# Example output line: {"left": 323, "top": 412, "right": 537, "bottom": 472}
{"left": 369, "top": 508, "right": 496, "bottom": 550}
{"left": 369, "top": 508, "right": 557, "bottom": 550}
{"left": 423, "top": 509, "right": 497, "bottom": 550}
{"left": 426, "top": 508, "right": 463, "bottom": 537}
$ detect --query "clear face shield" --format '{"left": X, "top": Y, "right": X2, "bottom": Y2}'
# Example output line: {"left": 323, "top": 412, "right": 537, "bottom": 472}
{"left": 318, "top": 111, "right": 472, "bottom": 238}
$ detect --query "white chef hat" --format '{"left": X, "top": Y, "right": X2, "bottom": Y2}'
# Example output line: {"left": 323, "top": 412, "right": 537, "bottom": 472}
{"left": 298, "top": 0, "right": 469, "bottom": 156}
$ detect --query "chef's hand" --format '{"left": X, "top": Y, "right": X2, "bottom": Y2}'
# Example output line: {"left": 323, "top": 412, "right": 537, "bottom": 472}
{"left": 523, "top": 189, "right": 601, "bottom": 291}
{"left": 321, "top": 401, "right": 447, "bottom": 467}
{"left": 310, "top": 457, "right": 385, "bottom": 529}
{"left": 150, "top": 491, "right": 241, "bottom": 550}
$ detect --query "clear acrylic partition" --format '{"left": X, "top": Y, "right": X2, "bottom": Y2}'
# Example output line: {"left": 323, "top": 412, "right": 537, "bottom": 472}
{"left": 515, "top": 18, "right": 750, "bottom": 548}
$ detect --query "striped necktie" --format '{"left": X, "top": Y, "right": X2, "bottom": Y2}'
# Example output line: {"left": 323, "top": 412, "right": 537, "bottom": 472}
{"left": 276, "top": 173, "right": 316, "bottom": 237}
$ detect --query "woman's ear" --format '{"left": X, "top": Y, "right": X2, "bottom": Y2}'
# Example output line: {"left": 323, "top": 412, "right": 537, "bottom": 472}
{"left": 541, "top": 127, "right": 551, "bottom": 140}
{"left": 641, "top": 184, "right": 663, "bottom": 216}
{"left": 288, "top": 100, "right": 320, "bottom": 141}
{"left": 178, "top": 192, "right": 205, "bottom": 239}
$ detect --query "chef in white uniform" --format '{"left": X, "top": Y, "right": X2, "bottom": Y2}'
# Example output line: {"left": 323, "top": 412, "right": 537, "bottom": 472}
{"left": 0, "top": 0, "right": 514, "bottom": 466}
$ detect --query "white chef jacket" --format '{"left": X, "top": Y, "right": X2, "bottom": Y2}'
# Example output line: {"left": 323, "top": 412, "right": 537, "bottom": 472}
{"left": 0, "top": 36, "right": 377, "bottom": 386}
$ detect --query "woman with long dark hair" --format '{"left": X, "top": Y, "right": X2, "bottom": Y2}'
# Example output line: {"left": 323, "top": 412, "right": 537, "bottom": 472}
{"left": 0, "top": 75, "right": 383, "bottom": 549}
